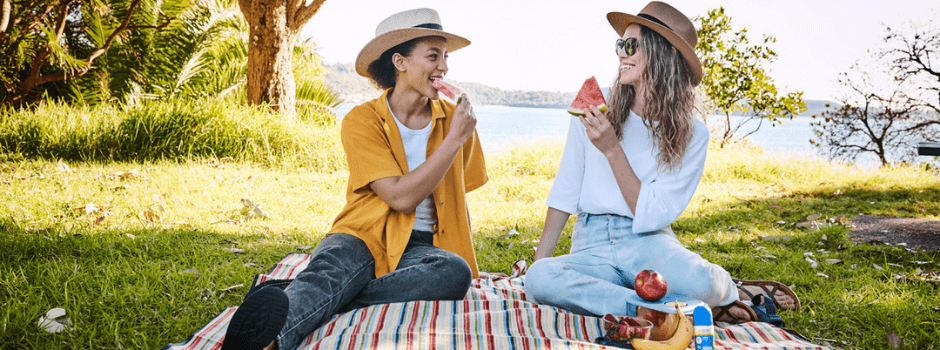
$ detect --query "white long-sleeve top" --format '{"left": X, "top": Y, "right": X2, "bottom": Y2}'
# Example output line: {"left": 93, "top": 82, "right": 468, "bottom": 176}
{"left": 546, "top": 111, "right": 709, "bottom": 233}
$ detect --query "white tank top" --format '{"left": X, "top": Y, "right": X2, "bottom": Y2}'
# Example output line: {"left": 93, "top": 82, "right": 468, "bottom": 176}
{"left": 388, "top": 102, "right": 438, "bottom": 232}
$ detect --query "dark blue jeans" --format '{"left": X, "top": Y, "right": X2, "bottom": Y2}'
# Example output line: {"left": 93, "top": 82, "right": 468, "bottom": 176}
{"left": 276, "top": 231, "right": 472, "bottom": 349}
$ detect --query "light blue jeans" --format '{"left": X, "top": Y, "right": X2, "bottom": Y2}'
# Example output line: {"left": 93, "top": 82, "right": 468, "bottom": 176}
{"left": 525, "top": 213, "right": 737, "bottom": 317}
{"left": 276, "top": 231, "right": 472, "bottom": 349}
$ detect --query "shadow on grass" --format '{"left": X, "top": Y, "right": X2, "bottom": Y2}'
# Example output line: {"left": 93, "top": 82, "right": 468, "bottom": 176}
{"left": 676, "top": 184, "right": 940, "bottom": 239}
{"left": 0, "top": 221, "right": 317, "bottom": 349}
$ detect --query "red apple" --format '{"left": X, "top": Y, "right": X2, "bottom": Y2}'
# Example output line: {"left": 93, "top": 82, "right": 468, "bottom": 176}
{"left": 634, "top": 269, "right": 667, "bottom": 301}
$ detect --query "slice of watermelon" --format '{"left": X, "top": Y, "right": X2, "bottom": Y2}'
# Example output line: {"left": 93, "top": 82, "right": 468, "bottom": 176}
{"left": 568, "top": 76, "right": 608, "bottom": 116}
{"left": 431, "top": 79, "right": 463, "bottom": 104}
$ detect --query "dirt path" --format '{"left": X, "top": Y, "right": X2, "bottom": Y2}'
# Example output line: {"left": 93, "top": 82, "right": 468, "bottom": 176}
{"left": 848, "top": 215, "right": 940, "bottom": 252}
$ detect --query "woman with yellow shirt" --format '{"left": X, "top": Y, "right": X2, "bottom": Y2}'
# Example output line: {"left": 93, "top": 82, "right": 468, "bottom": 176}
{"left": 221, "top": 8, "right": 486, "bottom": 350}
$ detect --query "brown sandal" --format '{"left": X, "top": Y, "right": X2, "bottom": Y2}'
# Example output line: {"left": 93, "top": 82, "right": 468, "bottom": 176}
{"left": 732, "top": 279, "right": 802, "bottom": 311}
{"left": 712, "top": 300, "right": 757, "bottom": 324}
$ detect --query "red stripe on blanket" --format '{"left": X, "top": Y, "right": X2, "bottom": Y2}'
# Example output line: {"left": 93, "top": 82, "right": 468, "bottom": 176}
{"left": 511, "top": 300, "right": 529, "bottom": 350}
{"left": 199, "top": 308, "right": 236, "bottom": 350}
{"left": 368, "top": 304, "right": 389, "bottom": 349}
{"left": 534, "top": 307, "right": 551, "bottom": 350}
{"left": 484, "top": 299, "right": 495, "bottom": 348}
{"left": 463, "top": 299, "right": 472, "bottom": 349}
{"left": 429, "top": 301, "right": 439, "bottom": 350}
{"left": 752, "top": 324, "right": 775, "bottom": 346}
{"left": 564, "top": 312, "right": 572, "bottom": 339}
{"left": 346, "top": 309, "right": 369, "bottom": 350}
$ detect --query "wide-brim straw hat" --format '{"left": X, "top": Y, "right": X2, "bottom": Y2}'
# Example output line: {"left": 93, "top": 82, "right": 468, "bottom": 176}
{"left": 607, "top": 1, "right": 702, "bottom": 86}
{"left": 355, "top": 8, "right": 470, "bottom": 77}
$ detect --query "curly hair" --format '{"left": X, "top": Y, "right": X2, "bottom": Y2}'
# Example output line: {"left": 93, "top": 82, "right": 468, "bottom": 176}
{"left": 366, "top": 38, "right": 422, "bottom": 90}
{"left": 607, "top": 25, "right": 696, "bottom": 172}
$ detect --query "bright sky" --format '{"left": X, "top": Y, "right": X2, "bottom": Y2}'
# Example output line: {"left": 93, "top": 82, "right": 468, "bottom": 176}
{"left": 302, "top": 0, "right": 939, "bottom": 101}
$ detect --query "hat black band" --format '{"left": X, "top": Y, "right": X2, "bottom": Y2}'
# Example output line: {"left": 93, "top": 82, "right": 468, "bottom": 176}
{"left": 413, "top": 23, "right": 443, "bottom": 30}
{"left": 638, "top": 13, "right": 671, "bottom": 30}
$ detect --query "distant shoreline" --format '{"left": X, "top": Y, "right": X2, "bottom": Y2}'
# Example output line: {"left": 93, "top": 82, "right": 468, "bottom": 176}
{"left": 326, "top": 63, "right": 837, "bottom": 117}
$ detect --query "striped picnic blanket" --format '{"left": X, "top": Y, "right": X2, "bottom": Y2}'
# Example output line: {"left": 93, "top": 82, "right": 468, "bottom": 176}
{"left": 164, "top": 253, "right": 830, "bottom": 350}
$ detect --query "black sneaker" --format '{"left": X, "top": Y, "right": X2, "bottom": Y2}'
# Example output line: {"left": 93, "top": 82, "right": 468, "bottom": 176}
{"left": 221, "top": 286, "right": 290, "bottom": 350}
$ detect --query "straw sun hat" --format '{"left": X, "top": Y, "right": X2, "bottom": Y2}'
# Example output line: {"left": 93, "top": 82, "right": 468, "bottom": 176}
{"left": 355, "top": 8, "right": 470, "bottom": 77}
{"left": 607, "top": 1, "right": 702, "bottom": 86}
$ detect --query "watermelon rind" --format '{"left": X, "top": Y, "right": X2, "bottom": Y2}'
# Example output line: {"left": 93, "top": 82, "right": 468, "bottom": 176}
{"left": 567, "top": 104, "right": 609, "bottom": 116}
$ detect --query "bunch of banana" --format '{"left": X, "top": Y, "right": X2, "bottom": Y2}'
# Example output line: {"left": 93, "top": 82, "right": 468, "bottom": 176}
{"left": 631, "top": 301, "right": 694, "bottom": 350}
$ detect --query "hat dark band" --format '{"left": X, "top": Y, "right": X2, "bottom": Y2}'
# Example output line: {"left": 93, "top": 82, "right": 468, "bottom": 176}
{"left": 413, "top": 23, "right": 443, "bottom": 30}
{"left": 638, "top": 13, "right": 671, "bottom": 30}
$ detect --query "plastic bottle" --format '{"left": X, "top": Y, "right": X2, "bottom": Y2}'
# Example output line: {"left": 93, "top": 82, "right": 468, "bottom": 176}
{"left": 692, "top": 305, "right": 714, "bottom": 350}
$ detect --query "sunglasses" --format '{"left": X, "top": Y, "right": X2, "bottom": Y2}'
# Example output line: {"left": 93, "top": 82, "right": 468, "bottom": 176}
{"left": 615, "top": 38, "right": 639, "bottom": 56}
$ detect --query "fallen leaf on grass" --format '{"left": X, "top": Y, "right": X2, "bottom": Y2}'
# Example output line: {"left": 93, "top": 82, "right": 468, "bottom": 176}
{"left": 887, "top": 331, "right": 902, "bottom": 348}
{"left": 228, "top": 247, "right": 245, "bottom": 254}
{"left": 805, "top": 257, "right": 818, "bottom": 268}
{"left": 82, "top": 203, "right": 99, "bottom": 215}
{"left": 57, "top": 161, "right": 72, "bottom": 173}
{"left": 107, "top": 169, "right": 140, "bottom": 181}
{"left": 142, "top": 209, "right": 160, "bottom": 222}
{"left": 896, "top": 269, "right": 940, "bottom": 284}
{"left": 297, "top": 245, "right": 313, "bottom": 251}
{"left": 240, "top": 198, "right": 267, "bottom": 219}
{"left": 873, "top": 264, "right": 884, "bottom": 270}
{"left": 37, "top": 308, "right": 71, "bottom": 333}
{"left": 816, "top": 273, "right": 829, "bottom": 278}
{"left": 825, "top": 259, "right": 842, "bottom": 265}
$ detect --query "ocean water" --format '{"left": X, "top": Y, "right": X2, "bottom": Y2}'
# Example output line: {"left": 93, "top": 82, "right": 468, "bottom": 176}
{"left": 332, "top": 103, "right": 884, "bottom": 167}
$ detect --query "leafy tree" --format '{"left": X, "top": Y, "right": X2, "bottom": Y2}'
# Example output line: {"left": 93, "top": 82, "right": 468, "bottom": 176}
{"left": 694, "top": 7, "right": 807, "bottom": 147}
{"left": 238, "top": 0, "right": 328, "bottom": 119}
{"left": 63, "top": 0, "right": 248, "bottom": 104}
{"left": 811, "top": 20, "right": 940, "bottom": 167}
{"left": 63, "top": 0, "right": 338, "bottom": 112}
{"left": 0, "top": 0, "right": 185, "bottom": 107}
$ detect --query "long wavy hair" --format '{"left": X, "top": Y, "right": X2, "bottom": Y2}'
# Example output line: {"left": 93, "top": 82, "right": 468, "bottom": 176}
{"left": 607, "top": 25, "right": 696, "bottom": 172}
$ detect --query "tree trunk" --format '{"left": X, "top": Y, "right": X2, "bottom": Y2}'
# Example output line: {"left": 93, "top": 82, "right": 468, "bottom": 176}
{"left": 242, "top": 0, "right": 298, "bottom": 119}
{"left": 0, "top": 0, "right": 11, "bottom": 33}
{"left": 239, "top": 0, "right": 327, "bottom": 120}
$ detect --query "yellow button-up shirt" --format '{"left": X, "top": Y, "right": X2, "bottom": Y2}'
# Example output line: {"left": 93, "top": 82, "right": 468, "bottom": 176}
{"left": 330, "top": 89, "right": 488, "bottom": 278}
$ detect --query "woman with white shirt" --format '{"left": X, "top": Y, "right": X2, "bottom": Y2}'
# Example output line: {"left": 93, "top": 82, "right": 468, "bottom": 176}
{"left": 524, "top": 1, "right": 800, "bottom": 326}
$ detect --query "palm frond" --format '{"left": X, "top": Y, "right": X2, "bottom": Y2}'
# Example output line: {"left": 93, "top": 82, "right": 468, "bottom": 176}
{"left": 41, "top": 24, "right": 89, "bottom": 73}
{"left": 296, "top": 79, "right": 342, "bottom": 108}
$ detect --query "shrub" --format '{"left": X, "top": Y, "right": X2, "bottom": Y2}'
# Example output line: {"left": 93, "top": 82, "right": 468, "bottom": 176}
{"left": 0, "top": 99, "right": 344, "bottom": 169}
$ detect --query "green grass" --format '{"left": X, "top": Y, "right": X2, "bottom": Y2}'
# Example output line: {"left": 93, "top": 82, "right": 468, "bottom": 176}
{"left": 1, "top": 135, "right": 939, "bottom": 349}
{"left": 0, "top": 99, "right": 344, "bottom": 169}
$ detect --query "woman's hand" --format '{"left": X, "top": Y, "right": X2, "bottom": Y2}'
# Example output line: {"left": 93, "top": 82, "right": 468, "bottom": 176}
{"left": 447, "top": 94, "right": 477, "bottom": 144}
{"left": 577, "top": 105, "right": 620, "bottom": 157}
